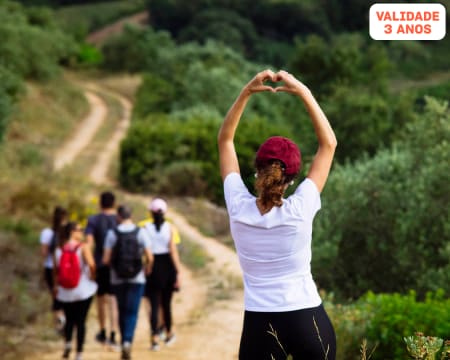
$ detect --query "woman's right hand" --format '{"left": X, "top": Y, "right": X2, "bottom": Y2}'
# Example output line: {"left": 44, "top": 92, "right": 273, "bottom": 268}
{"left": 274, "top": 70, "right": 310, "bottom": 95}
{"left": 244, "top": 69, "right": 277, "bottom": 94}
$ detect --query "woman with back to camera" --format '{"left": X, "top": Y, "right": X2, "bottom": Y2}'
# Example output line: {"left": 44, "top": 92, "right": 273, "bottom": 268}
{"left": 218, "top": 69, "right": 337, "bottom": 359}
{"left": 40, "top": 205, "right": 67, "bottom": 333}
{"left": 54, "top": 221, "right": 97, "bottom": 360}
{"left": 142, "top": 198, "right": 181, "bottom": 351}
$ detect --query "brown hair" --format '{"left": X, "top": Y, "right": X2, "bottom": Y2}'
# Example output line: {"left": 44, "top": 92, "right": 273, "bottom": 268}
{"left": 255, "top": 160, "right": 295, "bottom": 211}
{"left": 59, "top": 221, "right": 78, "bottom": 246}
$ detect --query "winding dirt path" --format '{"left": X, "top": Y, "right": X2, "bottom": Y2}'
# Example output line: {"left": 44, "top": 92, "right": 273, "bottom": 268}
{"left": 53, "top": 92, "right": 107, "bottom": 171}
{"left": 34, "top": 81, "right": 244, "bottom": 359}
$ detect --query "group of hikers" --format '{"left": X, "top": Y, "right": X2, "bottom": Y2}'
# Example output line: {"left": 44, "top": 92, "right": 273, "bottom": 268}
{"left": 41, "top": 70, "right": 338, "bottom": 360}
{"left": 40, "top": 191, "right": 181, "bottom": 360}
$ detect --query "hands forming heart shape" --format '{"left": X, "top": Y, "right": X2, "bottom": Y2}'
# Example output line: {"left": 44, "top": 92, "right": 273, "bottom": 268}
{"left": 246, "top": 69, "right": 308, "bottom": 95}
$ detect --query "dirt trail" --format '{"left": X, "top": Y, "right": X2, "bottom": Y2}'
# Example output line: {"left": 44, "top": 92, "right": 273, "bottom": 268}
{"left": 34, "top": 82, "right": 244, "bottom": 359}
{"left": 53, "top": 92, "right": 107, "bottom": 171}
{"left": 83, "top": 84, "right": 132, "bottom": 185}
{"left": 86, "top": 11, "right": 149, "bottom": 46}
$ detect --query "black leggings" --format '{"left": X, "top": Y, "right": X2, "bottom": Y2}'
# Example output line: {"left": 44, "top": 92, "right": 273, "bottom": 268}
{"left": 43, "top": 267, "right": 63, "bottom": 311}
{"left": 145, "top": 254, "right": 176, "bottom": 335}
{"left": 239, "top": 304, "right": 336, "bottom": 360}
{"left": 148, "top": 287, "right": 174, "bottom": 335}
{"left": 61, "top": 297, "right": 93, "bottom": 352}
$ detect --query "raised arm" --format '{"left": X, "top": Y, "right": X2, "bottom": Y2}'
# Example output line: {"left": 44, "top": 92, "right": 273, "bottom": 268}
{"left": 275, "top": 71, "right": 337, "bottom": 192}
{"left": 218, "top": 69, "right": 276, "bottom": 181}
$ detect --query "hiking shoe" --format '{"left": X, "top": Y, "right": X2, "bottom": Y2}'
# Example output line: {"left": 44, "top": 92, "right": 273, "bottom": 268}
{"left": 55, "top": 315, "right": 66, "bottom": 337}
{"left": 157, "top": 326, "right": 166, "bottom": 341}
{"left": 62, "top": 343, "right": 71, "bottom": 359}
{"left": 165, "top": 334, "right": 177, "bottom": 346}
{"left": 107, "top": 338, "right": 121, "bottom": 352}
{"left": 151, "top": 341, "right": 160, "bottom": 352}
{"left": 95, "top": 331, "right": 107, "bottom": 344}
{"left": 121, "top": 342, "right": 131, "bottom": 360}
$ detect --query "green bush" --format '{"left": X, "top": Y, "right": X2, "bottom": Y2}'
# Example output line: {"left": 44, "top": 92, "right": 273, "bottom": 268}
{"left": 0, "top": 2, "right": 77, "bottom": 80}
{"left": 101, "top": 25, "right": 175, "bottom": 73}
{"left": 313, "top": 97, "right": 450, "bottom": 299}
{"left": 326, "top": 291, "right": 450, "bottom": 360}
{"left": 414, "top": 82, "right": 450, "bottom": 104}
{"left": 120, "top": 112, "right": 292, "bottom": 203}
{"left": 76, "top": 43, "right": 103, "bottom": 67}
{"left": 132, "top": 73, "right": 176, "bottom": 117}
{"left": 364, "top": 291, "right": 450, "bottom": 360}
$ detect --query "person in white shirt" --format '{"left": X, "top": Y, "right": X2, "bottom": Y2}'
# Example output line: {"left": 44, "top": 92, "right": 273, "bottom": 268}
{"left": 39, "top": 206, "right": 67, "bottom": 333}
{"left": 54, "top": 222, "right": 97, "bottom": 360}
{"left": 218, "top": 70, "right": 338, "bottom": 359}
{"left": 142, "top": 198, "right": 181, "bottom": 351}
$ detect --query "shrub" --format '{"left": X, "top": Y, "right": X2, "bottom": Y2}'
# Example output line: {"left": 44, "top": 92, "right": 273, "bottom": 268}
{"left": 101, "top": 25, "right": 175, "bottom": 73}
{"left": 76, "top": 43, "right": 103, "bottom": 67}
{"left": 132, "top": 73, "right": 176, "bottom": 117}
{"left": 364, "top": 291, "right": 450, "bottom": 360}
{"left": 312, "top": 97, "right": 450, "bottom": 299}
{"left": 0, "top": 2, "right": 77, "bottom": 80}
{"left": 120, "top": 112, "right": 292, "bottom": 203}
{"left": 326, "top": 291, "right": 450, "bottom": 360}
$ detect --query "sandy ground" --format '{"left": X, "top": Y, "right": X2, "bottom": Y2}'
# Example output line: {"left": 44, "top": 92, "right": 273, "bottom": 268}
{"left": 29, "top": 81, "right": 244, "bottom": 360}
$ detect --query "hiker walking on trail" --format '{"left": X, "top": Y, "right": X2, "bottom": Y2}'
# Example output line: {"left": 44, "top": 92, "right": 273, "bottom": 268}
{"left": 218, "top": 70, "right": 337, "bottom": 359}
{"left": 40, "top": 205, "right": 67, "bottom": 334}
{"left": 138, "top": 201, "right": 181, "bottom": 341}
{"left": 102, "top": 205, "right": 153, "bottom": 360}
{"left": 142, "top": 198, "right": 182, "bottom": 351}
{"left": 54, "top": 221, "right": 97, "bottom": 360}
{"left": 85, "top": 191, "right": 120, "bottom": 350}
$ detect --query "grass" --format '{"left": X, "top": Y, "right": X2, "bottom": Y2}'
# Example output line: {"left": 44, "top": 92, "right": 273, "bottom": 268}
{"left": 4, "top": 77, "right": 88, "bottom": 156}
{"left": 0, "top": 74, "right": 94, "bottom": 359}
{"left": 178, "top": 236, "right": 212, "bottom": 272}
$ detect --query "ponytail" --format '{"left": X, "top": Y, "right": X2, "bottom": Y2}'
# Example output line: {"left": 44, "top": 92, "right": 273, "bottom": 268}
{"left": 255, "top": 160, "right": 295, "bottom": 211}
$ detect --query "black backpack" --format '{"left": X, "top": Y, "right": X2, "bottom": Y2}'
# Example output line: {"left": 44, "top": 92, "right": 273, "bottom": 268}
{"left": 111, "top": 227, "right": 142, "bottom": 279}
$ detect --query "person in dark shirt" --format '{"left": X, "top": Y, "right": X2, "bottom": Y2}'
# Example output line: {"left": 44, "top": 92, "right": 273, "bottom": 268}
{"left": 85, "top": 191, "right": 119, "bottom": 351}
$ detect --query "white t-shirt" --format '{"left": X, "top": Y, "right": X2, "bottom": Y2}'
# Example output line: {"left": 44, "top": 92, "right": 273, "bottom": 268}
{"left": 104, "top": 223, "right": 151, "bottom": 285}
{"left": 143, "top": 222, "right": 172, "bottom": 255}
{"left": 40, "top": 228, "right": 54, "bottom": 268}
{"left": 224, "top": 172, "right": 322, "bottom": 312}
{"left": 55, "top": 242, "right": 98, "bottom": 302}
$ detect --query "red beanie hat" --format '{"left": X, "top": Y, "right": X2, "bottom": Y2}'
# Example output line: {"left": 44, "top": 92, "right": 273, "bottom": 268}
{"left": 255, "top": 136, "right": 301, "bottom": 176}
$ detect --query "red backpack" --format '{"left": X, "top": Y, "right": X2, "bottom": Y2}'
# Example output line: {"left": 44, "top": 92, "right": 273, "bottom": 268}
{"left": 58, "top": 243, "right": 82, "bottom": 289}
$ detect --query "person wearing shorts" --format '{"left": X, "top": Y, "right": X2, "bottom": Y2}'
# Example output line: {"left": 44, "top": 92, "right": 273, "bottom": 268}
{"left": 85, "top": 191, "right": 119, "bottom": 349}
